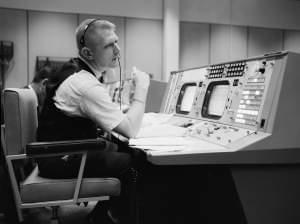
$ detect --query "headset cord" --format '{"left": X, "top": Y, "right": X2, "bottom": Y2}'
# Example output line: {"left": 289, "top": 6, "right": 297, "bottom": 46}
{"left": 117, "top": 57, "right": 122, "bottom": 110}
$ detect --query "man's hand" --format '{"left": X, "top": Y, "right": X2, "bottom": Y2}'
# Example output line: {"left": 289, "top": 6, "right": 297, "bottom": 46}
{"left": 113, "top": 67, "right": 150, "bottom": 138}
{"left": 132, "top": 67, "right": 150, "bottom": 90}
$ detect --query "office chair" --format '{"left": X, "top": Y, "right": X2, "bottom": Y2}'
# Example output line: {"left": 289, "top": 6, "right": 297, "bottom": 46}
{"left": 1, "top": 88, "right": 121, "bottom": 224}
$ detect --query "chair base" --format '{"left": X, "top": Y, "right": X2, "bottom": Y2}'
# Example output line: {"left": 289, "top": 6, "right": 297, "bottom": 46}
{"left": 50, "top": 206, "right": 60, "bottom": 224}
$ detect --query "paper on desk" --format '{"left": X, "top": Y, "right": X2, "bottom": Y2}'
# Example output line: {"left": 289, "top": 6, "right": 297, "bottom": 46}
{"left": 134, "top": 145, "right": 187, "bottom": 152}
{"left": 130, "top": 136, "right": 228, "bottom": 153}
{"left": 141, "top": 113, "right": 174, "bottom": 127}
{"left": 136, "top": 124, "right": 187, "bottom": 138}
{"left": 129, "top": 137, "right": 189, "bottom": 147}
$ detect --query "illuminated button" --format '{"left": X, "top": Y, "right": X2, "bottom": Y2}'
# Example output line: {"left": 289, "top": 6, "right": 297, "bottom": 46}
{"left": 237, "top": 109, "right": 259, "bottom": 116}
{"left": 244, "top": 85, "right": 259, "bottom": 90}
{"left": 236, "top": 114, "right": 244, "bottom": 118}
{"left": 245, "top": 120, "right": 257, "bottom": 126}
{"left": 248, "top": 77, "right": 265, "bottom": 83}
{"left": 243, "top": 114, "right": 257, "bottom": 120}
{"left": 242, "top": 90, "right": 250, "bottom": 94}
{"left": 239, "top": 104, "right": 246, "bottom": 109}
{"left": 248, "top": 100, "right": 261, "bottom": 105}
{"left": 244, "top": 105, "right": 260, "bottom": 110}
{"left": 235, "top": 118, "right": 246, "bottom": 124}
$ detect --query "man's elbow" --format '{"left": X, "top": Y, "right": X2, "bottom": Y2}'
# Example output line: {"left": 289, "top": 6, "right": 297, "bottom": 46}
{"left": 114, "top": 118, "right": 138, "bottom": 139}
{"left": 125, "top": 130, "right": 137, "bottom": 139}
{"left": 122, "top": 126, "right": 138, "bottom": 139}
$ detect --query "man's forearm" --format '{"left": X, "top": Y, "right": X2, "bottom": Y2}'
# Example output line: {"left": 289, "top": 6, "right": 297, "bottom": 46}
{"left": 125, "top": 85, "right": 149, "bottom": 137}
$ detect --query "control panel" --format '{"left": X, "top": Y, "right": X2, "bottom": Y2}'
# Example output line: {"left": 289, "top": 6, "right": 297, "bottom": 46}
{"left": 158, "top": 51, "right": 300, "bottom": 149}
{"left": 163, "top": 58, "right": 274, "bottom": 130}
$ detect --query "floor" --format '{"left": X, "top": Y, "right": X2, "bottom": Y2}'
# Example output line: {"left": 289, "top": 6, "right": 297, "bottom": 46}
{"left": 0, "top": 202, "right": 95, "bottom": 224}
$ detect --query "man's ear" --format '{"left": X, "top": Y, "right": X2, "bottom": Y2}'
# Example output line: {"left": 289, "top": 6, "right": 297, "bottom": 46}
{"left": 81, "top": 47, "right": 93, "bottom": 60}
{"left": 41, "top": 78, "right": 48, "bottom": 86}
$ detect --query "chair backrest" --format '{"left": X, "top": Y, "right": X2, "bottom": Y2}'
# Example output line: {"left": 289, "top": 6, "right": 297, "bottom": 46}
{"left": 3, "top": 88, "right": 38, "bottom": 155}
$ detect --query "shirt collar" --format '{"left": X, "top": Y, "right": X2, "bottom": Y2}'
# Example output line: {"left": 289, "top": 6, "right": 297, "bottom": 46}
{"left": 79, "top": 55, "right": 104, "bottom": 80}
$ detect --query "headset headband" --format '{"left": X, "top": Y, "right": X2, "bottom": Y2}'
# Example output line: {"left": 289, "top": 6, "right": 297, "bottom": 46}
{"left": 79, "top": 19, "right": 99, "bottom": 47}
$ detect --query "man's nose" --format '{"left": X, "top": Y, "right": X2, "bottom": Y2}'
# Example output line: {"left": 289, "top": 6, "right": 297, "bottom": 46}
{"left": 114, "top": 43, "right": 120, "bottom": 56}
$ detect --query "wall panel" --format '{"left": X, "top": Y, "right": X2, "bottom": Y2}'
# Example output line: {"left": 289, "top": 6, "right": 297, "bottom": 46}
{"left": 180, "top": 0, "right": 231, "bottom": 25}
{"left": 180, "top": 0, "right": 300, "bottom": 31}
{"left": 2, "top": 0, "right": 299, "bottom": 30}
{"left": 125, "top": 18, "right": 163, "bottom": 80}
{"left": 248, "top": 27, "right": 283, "bottom": 57}
{"left": 210, "top": 24, "right": 247, "bottom": 63}
{"left": 229, "top": 25, "right": 247, "bottom": 61}
{"left": 232, "top": 0, "right": 300, "bottom": 30}
{"left": 210, "top": 24, "right": 247, "bottom": 64}
{"left": 179, "top": 22, "right": 209, "bottom": 69}
{"left": 210, "top": 24, "right": 232, "bottom": 64}
{"left": 0, "top": 0, "right": 163, "bottom": 20}
{"left": 0, "top": 8, "right": 27, "bottom": 88}
{"left": 284, "top": 30, "right": 300, "bottom": 53}
{"left": 28, "top": 11, "right": 77, "bottom": 82}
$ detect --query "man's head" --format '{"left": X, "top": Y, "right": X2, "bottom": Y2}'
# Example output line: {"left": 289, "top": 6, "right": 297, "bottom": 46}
{"left": 76, "top": 19, "right": 120, "bottom": 72}
{"left": 31, "top": 65, "right": 55, "bottom": 107}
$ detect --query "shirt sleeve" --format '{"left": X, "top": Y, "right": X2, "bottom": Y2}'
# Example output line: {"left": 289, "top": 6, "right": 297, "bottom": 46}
{"left": 80, "top": 83, "right": 126, "bottom": 132}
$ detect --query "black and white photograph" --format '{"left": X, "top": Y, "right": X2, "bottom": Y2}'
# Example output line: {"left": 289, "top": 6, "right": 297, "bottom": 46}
{"left": 1, "top": 0, "right": 300, "bottom": 224}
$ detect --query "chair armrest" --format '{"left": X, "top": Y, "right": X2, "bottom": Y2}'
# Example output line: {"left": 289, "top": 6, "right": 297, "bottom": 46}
{"left": 26, "top": 138, "right": 108, "bottom": 156}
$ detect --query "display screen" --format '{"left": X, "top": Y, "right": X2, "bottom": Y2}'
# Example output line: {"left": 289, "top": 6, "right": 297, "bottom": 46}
{"left": 180, "top": 86, "right": 197, "bottom": 112}
{"left": 207, "top": 85, "right": 229, "bottom": 116}
{"left": 202, "top": 81, "right": 229, "bottom": 119}
{"left": 176, "top": 83, "right": 197, "bottom": 114}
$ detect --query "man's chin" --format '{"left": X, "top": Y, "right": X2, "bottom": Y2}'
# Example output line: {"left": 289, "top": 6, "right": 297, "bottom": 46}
{"left": 109, "top": 61, "right": 119, "bottom": 68}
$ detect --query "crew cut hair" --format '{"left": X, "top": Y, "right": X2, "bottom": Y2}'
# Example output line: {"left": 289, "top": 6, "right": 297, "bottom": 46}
{"left": 75, "top": 19, "right": 116, "bottom": 50}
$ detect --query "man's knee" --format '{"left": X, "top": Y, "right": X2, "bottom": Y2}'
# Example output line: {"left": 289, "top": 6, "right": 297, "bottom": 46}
{"left": 111, "top": 152, "right": 132, "bottom": 173}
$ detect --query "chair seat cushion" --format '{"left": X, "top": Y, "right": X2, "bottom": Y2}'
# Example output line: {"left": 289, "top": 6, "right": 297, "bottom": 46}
{"left": 20, "top": 167, "right": 121, "bottom": 203}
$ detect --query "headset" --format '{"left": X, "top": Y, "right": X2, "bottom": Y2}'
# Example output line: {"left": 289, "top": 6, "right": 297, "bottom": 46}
{"left": 79, "top": 19, "right": 99, "bottom": 47}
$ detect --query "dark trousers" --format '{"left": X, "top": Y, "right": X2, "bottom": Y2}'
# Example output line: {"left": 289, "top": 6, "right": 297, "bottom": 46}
{"left": 0, "top": 159, "right": 19, "bottom": 224}
{"left": 37, "top": 146, "right": 146, "bottom": 223}
{"left": 38, "top": 151, "right": 131, "bottom": 179}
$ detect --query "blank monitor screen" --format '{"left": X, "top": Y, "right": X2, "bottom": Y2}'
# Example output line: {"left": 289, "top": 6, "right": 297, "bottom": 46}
{"left": 180, "top": 86, "right": 197, "bottom": 112}
{"left": 176, "top": 83, "right": 197, "bottom": 114}
{"left": 207, "top": 84, "right": 229, "bottom": 116}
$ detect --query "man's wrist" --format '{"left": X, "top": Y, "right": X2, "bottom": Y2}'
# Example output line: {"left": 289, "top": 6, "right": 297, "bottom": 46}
{"left": 133, "top": 86, "right": 148, "bottom": 104}
{"left": 135, "top": 80, "right": 150, "bottom": 89}
{"left": 133, "top": 98, "right": 145, "bottom": 104}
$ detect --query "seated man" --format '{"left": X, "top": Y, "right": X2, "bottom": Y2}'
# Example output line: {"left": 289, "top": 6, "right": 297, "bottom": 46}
{"left": 22, "top": 65, "right": 56, "bottom": 176}
{"left": 37, "top": 19, "right": 150, "bottom": 224}
{"left": 27, "top": 65, "right": 55, "bottom": 113}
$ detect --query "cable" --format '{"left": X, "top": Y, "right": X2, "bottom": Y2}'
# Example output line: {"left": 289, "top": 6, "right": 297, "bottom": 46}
{"left": 117, "top": 57, "right": 122, "bottom": 110}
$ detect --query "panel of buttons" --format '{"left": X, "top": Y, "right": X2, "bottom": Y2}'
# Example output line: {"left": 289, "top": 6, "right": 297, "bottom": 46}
{"left": 226, "top": 61, "right": 246, "bottom": 77}
{"left": 234, "top": 61, "right": 268, "bottom": 126}
{"left": 208, "top": 61, "right": 246, "bottom": 79}
{"left": 208, "top": 64, "right": 225, "bottom": 79}
{"left": 187, "top": 121, "right": 254, "bottom": 146}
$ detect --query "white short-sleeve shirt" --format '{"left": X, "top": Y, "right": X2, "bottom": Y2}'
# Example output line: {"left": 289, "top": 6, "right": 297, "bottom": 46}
{"left": 53, "top": 70, "right": 126, "bottom": 132}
